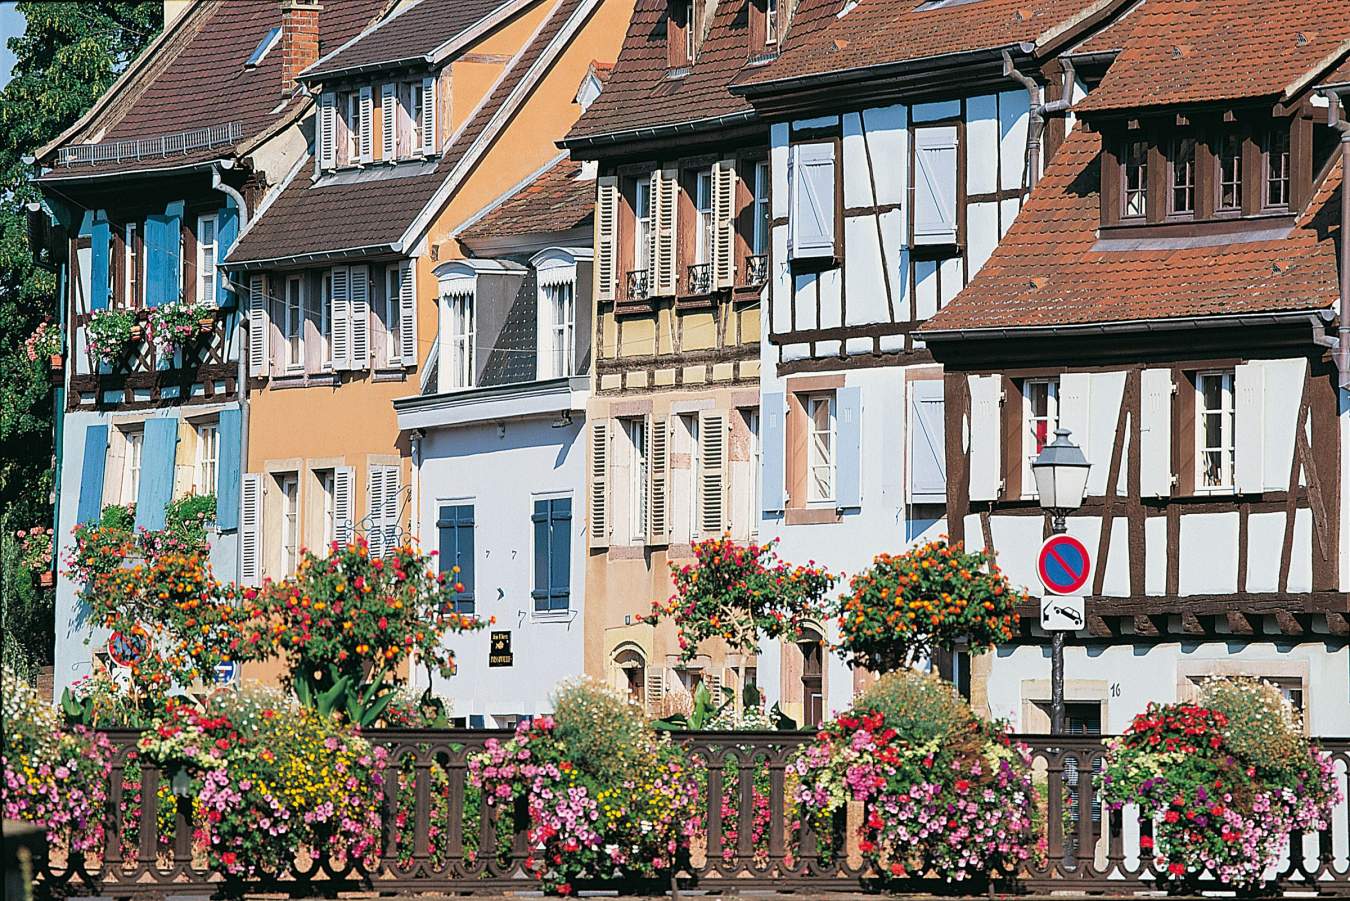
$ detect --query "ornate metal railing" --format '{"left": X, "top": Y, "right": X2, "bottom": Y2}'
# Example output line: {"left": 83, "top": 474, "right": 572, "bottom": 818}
{"left": 686, "top": 262, "right": 713, "bottom": 295}
{"left": 744, "top": 253, "right": 768, "bottom": 286}
{"left": 35, "top": 732, "right": 1350, "bottom": 897}
{"left": 625, "top": 269, "right": 650, "bottom": 301}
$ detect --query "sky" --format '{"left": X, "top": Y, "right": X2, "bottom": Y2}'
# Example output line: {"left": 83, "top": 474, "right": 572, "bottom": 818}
{"left": 0, "top": 2, "right": 23, "bottom": 87}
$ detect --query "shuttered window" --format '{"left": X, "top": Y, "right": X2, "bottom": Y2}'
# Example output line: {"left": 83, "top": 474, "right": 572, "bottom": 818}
{"left": 806, "top": 394, "right": 836, "bottom": 503}
{"left": 913, "top": 125, "right": 958, "bottom": 245}
{"left": 698, "top": 411, "right": 727, "bottom": 534}
{"left": 649, "top": 169, "right": 680, "bottom": 295}
{"left": 284, "top": 275, "right": 304, "bottom": 370}
{"left": 279, "top": 473, "right": 300, "bottom": 575}
{"left": 588, "top": 420, "right": 609, "bottom": 548}
{"left": 438, "top": 504, "right": 475, "bottom": 614}
{"left": 445, "top": 285, "right": 475, "bottom": 388}
{"left": 133, "top": 418, "right": 179, "bottom": 532}
{"left": 248, "top": 275, "right": 268, "bottom": 375}
{"left": 419, "top": 76, "right": 436, "bottom": 156}
{"left": 350, "top": 264, "right": 370, "bottom": 369}
{"left": 789, "top": 141, "right": 836, "bottom": 259}
{"left": 366, "top": 464, "right": 401, "bottom": 557}
{"left": 1196, "top": 370, "right": 1236, "bottom": 492}
{"left": 532, "top": 497, "right": 571, "bottom": 612}
{"left": 648, "top": 416, "right": 669, "bottom": 545}
{"left": 595, "top": 176, "right": 619, "bottom": 301}
{"left": 144, "top": 200, "right": 184, "bottom": 306}
{"left": 216, "top": 408, "right": 242, "bottom": 530}
{"left": 625, "top": 417, "right": 649, "bottom": 542}
{"left": 711, "top": 159, "right": 737, "bottom": 288}
{"left": 381, "top": 83, "right": 396, "bottom": 161}
{"left": 318, "top": 92, "right": 337, "bottom": 170}
{"left": 384, "top": 262, "right": 417, "bottom": 366}
{"left": 908, "top": 380, "right": 946, "bottom": 504}
{"left": 333, "top": 466, "right": 355, "bottom": 545}
{"left": 358, "top": 86, "right": 373, "bottom": 164}
{"left": 760, "top": 393, "right": 786, "bottom": 513}
{"left": 240, "top": 473, "right": 262, "bottom": 585}
{"left": 76, "top": 425, "right": 110, "bottom": 525}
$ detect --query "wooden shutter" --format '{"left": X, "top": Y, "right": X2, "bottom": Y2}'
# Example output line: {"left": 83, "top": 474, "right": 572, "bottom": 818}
{"left": 134, "top": 418, "right": 179, "bottom": 532}
{"left": 908, "top": 380, "right": 946, "bottom": 503}
{"left": 913, "top": 125, "right": 959, "bottom": 245}
{"left": 1139, "top": 368, "right": 1173, "bottom": 498}
{"left": 318, "top": 91, "right": 337, "bottom": 169}
{"left": 90, "top": 211, "right": 110, "bottom": 311}
{"left": 350, "top": 264, "right": 371, "bottom": 370}
{"left": 248, "top": 275, "right": 269, "bottom": 376}
{"left": 240, "top": 473, "right": 262, "bottom": 586}
{"left": 398, "top": 260, "right": 417, "bottom": 365}
{"left": 712, "top": 160, "right": 737, "bottom": 288}
{"left": 215, "top": 199, "right": 238, "bottom": 308}
{"left": 647, "top": 416, "right": 669, "bottom": 545}
{"left": 589, "top": 420, "right": 609, "bottom": 548}
{"left": 358, "top": 85, "right": 373, "bottom": 163}
{"left": 761, "top": 392, "right": 786, "bottom": 512}
{"left": 655, "top": 167, "right": 679, "bottom": 294}
{"left": 420, "top": 76, "right": 436, "bottom": 156}
{"left": 698, "top": 411, "right": 727, "bottom": 533}
{"left": 647, "top": 170, "right": 663, "bottom": 288}
{"left": 383, "top": 464, "right": 401, "bottom": 553}
{"left": 76, "top": 425, "right": 109, "bottom": 524}
{"left": 790, "top": 142, "right": 836, "bottom": 259}
{"left": 381, "top": 83, "right": 396, "bottom": 160}
{"left": 1058, "top": 373, "right": 1092, "bottom": 482}
{"left": 1261, "top": 359, "right": 1305, "bottom": 492}
{"left": 144, "top": 200, "right": 184, "bottom": 306}
{"left": 366, "top": 465, "right": 387, "bottom": 557}
{"left": 1234, "top": 362, "right": 1265, "bottom": 494}
{"left": 967, "top": 375, "right": 1002, "bottom": 501}
{"left": 549, "top": 498, "right": 571, "bottom": 607}
{"left": 645, "top": 667, "right": 666, "bottom": 716}
{"left": 835, "top": 387, "right": 862, "bottom": 510}
{"left": 595, "top": 176, "right": 619, "bottom": 301}
{"left": 440, "top": 504, "right": 475, "bottom": 611}
{"left": 216, "top": 408, "right": 242, "bottom": 530}
{"left": 333, "top": 466, "right": 354, "bottom": 545}
{"left": 330, "top": 265, "right": 351, "bottom": 369}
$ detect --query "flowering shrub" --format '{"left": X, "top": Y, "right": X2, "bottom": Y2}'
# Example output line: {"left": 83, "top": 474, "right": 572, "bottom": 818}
{"left": 25, "top": 319, "right": 62, "bottom": 362}
{"left": 2, "top": 667, "right": 114, "bottom": 854}
{"left": 1100, "top": 678, "right": 1340, "bottom": 888}
{"left": 791, "top": 670, "right": 1040, "bottom": 883}
{"left": 86, "top": 308, "right": 139, "bottom": 365}
{"left": 470, "top": 678, "right": 699, "bottom": 895}
{"left": 164, "top": 492, "right": 216, "bottom": 548}
{"left": 836, "top": 541, "right": 1024, "bottom": 673}
{"left": 647, "top": 536, "right": 836, "bottom": 661}
{"left": 16, "top": 526, "right": 54, "bottom": 577}
{"left": 147, "top": 299, "right": 214, "bottom": 356}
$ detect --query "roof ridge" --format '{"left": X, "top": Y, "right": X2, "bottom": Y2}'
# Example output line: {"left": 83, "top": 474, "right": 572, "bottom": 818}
{"left": 302, "top": 0, "right": 425, "bottom": 79}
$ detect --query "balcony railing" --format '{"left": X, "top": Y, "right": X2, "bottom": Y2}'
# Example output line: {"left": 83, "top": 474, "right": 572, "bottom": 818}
{"left": 686, "top": 262, "right": 712, "bottom": 295}
{"left": 34, "top": 731, "right": 1350, "bottom": 898}
{"left": 625, "top": 269, "right": 650, "bottom": 301}
{"left": 744, "top": 253, "right": 768, "bottom": 286}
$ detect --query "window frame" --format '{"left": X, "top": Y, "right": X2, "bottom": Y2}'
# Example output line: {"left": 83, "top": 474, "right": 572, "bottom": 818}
{"left": 805, "top": 393, "right": 836, "bottom": 505}
{"left": 194, "top": 422, "right": 219, "bottom": 495}
{"left": 540, "top": 278, "right": 576, "bottom": 380}
{"left": 764, "top": 0, "right": 778, "bottom": 45}
{"left": 624, "top": 417, "right": 649, "bottom": 543}
{"left": 1262, "top": 126, "right": 1291, "bottom": 210}
{"left": 384, "top": 265, "right": 402, "bottom": 366}
{"left": 1194, "top": 369, "right": 1236, "bottom": 494}
{"left": 1216, "top": 132, "right": 1244, "bottom": 214}
{"left": 694, "top": 168, "right": 714, "bottom": 265}
{"left": 121, "top": 428, "right": 144, "bottom": 505}
{"left": 531, "top": 494, "right": 573, "bottom": 614}
{"left": 123, "top": 222, "right": 140, "bottom": 308}
{"left": 320, "top": 270, "right": 333, "bottom": 367}
{"left": 752, "top": 161, "right": 771, "bottom": 256}
{"left": 1021, "top": 377, "right": 1060, "bottom": 498}
{"left": 1168, "top": 137, "right": 1196, "bottom": 218}
{"left": 633, "top": 176, "right": 652, "bottom": 273}
{"left": 444, "top": 285, "right": 475, "bottom": 389}
{"left": 319, "top": 469, "right": 336, "bottom": 550}
{"left": 196, "top": 213, "right": 218, "bottom": 304}
{"left": 1120, "top": 139, "right": 1149, "bottom": 220}
{"left": 284, "top": 274, "right": 305, "bottom": 371}
{"left": 279, "top": 472, "right": 300, "bottom": 576}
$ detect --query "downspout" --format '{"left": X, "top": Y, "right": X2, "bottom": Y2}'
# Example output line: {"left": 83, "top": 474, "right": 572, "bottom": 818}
{"left": 1316, "top": 87, "right": 1350, "bottom": 389}
{"left": 1002, "top": 51, "right": 1077, "bottom": 192}
{"left": 212, "top": 162, "right": 252, "bottom": 579}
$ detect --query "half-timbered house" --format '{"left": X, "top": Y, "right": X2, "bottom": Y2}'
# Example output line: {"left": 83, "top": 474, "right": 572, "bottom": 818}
{"left": 919, "top": 0, "right": 1350, "bottom": 733}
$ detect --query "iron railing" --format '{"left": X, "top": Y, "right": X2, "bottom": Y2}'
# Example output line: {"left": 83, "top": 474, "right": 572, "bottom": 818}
{"left": 625, "top": 269, "right": 650, "bottom": 301}
{"left": 745, "top": 253, "right": 768, "bottom": 285}
{"left": 687, "top": 262, "right": 713, "bottom": 295}
{"left": 57, "top": 123, "right": 243, "bottom": 167}
{"left": 34, "top": 731, "right": 1350, "bottom": 897}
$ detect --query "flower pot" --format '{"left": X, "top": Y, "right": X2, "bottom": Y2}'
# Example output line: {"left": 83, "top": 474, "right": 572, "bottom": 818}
{"left": 49, "top": 353, "right": 63, "bottom": 371}
{"left": 198, "top": 317, "right": 215, "bottom": 335}
{"left": 37, "top": 571, "right": 54, "bottom": 589}
{"left": 129, "top": 325, "right": 144, "bottom": 342}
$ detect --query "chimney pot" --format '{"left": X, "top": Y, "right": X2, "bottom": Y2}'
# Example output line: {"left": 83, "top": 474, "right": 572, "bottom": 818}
{"left": 281, "top": 1, "right": 323, "bottom": 95}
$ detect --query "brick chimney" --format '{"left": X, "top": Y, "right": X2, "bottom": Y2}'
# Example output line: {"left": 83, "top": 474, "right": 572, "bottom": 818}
{"left": 280, "top": 1, "right": 322, "bottom": 94}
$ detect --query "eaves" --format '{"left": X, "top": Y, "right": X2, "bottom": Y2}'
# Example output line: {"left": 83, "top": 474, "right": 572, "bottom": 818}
{"left": 394, "top": 375, "right": 590, "bottom": 431}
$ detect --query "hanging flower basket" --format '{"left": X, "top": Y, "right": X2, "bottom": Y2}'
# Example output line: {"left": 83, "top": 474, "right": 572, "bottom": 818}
{"left": 198, "top": 315, "right": 215, "bottom": 335}
{"left": 49, "top": 353, "right": 63, "bottom": 371}
{"left": 147, "top": 299, "right": 215, "bottom": 357}
{"left": 38, "top": 571, "right": 55, "bottom": 589}
{"left": 86, "top": 309, "right": 140, "bottom": 367}
{"left": 25, "top": 320, "right": 63, "bottom": 367}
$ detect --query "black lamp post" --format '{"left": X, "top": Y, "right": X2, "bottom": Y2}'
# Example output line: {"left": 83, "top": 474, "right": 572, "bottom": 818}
{"left": 1030, "top": 428, "right": 1090, "bottom": 735}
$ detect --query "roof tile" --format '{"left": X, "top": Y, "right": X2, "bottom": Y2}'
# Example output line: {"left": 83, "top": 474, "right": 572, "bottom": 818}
{"left": 460, "top": 156, "right": 594, "bottom": 243}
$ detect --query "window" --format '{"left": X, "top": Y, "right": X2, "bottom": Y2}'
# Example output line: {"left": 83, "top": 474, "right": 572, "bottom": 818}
{"left": 122, "top": 430, "right": 143, "bottom": 504}
{"left": 123, "top": 223, "right": 139, "bottom": 307}
{"left": 345, "top": 92, "right": 361, "bottom": 164}
{"left": 320, "top": 271, "right": 333, "bottom": 365}
{"left": 625, "top": 418, "right": 648, "bottom": 541}
{"left": 743, "top": 408, "right": 760, "bottom": 534}
{"left": 1122, "top": 140, "right": 1148, "bottom": 218}
{"left": 196, "top": 214, "right": 217, "bottom": 303}
{"left": 634, "top": 177, "right": 652, "bottom": 271}
{"left": 1170, "top": 138, "right": 1195, "bottom": 215}
{"left": 407, "top": 81, "right": 426, "bottom": 153}
{"left": 195, "top": 423, "right": 219, "bottom": 495}
{"left": 438, "top": 504, "right": 475, "bottom": 614}
{"left": 319, "top": 470, "right": 336, "bottom": 549}
{"left": 680, "top": 414, "right": 700, "bottom": 536}
{"left": 1196, "top": 370, "right": 1235, "bottom": 491}
{"left": 445, "top": 287, "right": 475, "bottom": 388}
{"left": 384, "top": 266, "right": 403, "bottom": 365}
{"left": 765, "top": 0, "right": 778, "bottom": 44}
{"left": 279, "top": 473, "right": 299, "bottom": 575}
{"left": 684, "top": 0, "right": 697, "bottom": 62}
{"left": 532, "top": 497, "right": 572, "bottom": 612}
{"left": 1024, "top": 379, "right": 1060, "bottom": 457}
{"left": 752, "top": 161, "right": 770, "bottom": 256}
{"left": 284, "top": 275, "right": 304, "bottom": 369}
{"left": 541, "top": 280, "right": 575, "bottom": 379}
{"left": 800, "top": 634, "right": 824, "bottom": 728}
{"left": 1264, "top": 127, "right": 1290, "bottom": 208}
{"left": 1218, "top": 134, "right": 1243, "bottom": 212}
{"left": 694, "top": 169, "right": 713, "bottom": 264}
{"left": 806, "top": 394, "right": 836, "bottom": 504}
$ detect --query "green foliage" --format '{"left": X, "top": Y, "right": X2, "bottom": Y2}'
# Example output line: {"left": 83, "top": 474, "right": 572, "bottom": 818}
{"left": 99, "top": 502, "right": 135, "bottom": 530}
{"left": 164, "top": 492, "right": 215, "bottom": 547}
{"left": 855, "top": 669, "right": 978, "bottom": 745}
{"left": 1, "top": 522, "right": 53, "bottom": 672}
{"left": 1198, "top": 677, "right": 1307, "bottom": 779}
{"left": 654, "top": 680, "right": 734, "bottom": 731}
{"left": 548, "top": 676, "right": 651, "bottom": 783}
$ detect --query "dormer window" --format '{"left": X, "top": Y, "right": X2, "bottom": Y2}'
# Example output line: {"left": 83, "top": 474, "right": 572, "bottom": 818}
{"left": 766, "top": 0, "right": 778, "bottom": 44}
{"left": 685, "top": 0, "right": 697, "bottom": 62}
{"left": 1121, "top": 140, "right": 1148, "bottom": 219}
{"left": 1217, "top": 133, "right": 1243, "bottom": 213}
{"left": 1263, "top": 128, "right": 1290, "bottom": 208}
{"left": 667, "top": 0, "right": 696, "bottom": 68}
{"left": 1169, "top": 137, "right": 1195, "bottom": 216}
{"left": 317, "top": 76, "right": 435, "bottom": 173}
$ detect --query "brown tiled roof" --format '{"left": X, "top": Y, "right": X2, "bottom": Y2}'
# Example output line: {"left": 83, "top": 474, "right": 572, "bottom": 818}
{"left": 734, "top": 0, "right": 1113, "bottom": 91}
{"left": 460, "top": 156, "right": 593, "bottom": 242}
{"left": 1076, "top": 0, "right": 1350, "bottom": 113}
{"left": 304, "top": 0, "right": 516, "bottom": 81}
{"left": 230, "top": 0, "right": 586, "bottom": 264}
{"left": 40, "top": 0, "right": 384, "bottom": 178}
{"left": 1070, "top": 0, "right": 1141, "bottom": 55}
{"left": 919, "top": 128, "right": 1342, "bottom": 334}
{"left": 1323, "top": 57, "right": 1350, "bottom": 86}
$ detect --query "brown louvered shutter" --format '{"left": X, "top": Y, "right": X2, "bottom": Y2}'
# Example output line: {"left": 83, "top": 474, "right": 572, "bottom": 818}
{"left": 588, "top": 420, "right": 609, "bottom": 548}
{"left": 698, "top": 411, "right": 727, "bottom": 534}
{"left": 712, "top": 159, "right": 737, "bottom": 288}
{"left": 595, "top": 176, "right": 619, "bottom": 301}
{"left": 647, "top": 415, "right": 669, "bottom": 545}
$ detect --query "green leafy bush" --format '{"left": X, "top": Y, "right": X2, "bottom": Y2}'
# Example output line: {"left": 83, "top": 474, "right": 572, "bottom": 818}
{"left": 164, "top": 492, "right": 215, "bottom": 548}
{"left": 854, "top": 668, "right": 978, "bottom": 745}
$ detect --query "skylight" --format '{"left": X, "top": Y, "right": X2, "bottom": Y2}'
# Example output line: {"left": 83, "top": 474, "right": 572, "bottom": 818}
{"left": 245, "top": 27, "right": 281, "bottom": 69}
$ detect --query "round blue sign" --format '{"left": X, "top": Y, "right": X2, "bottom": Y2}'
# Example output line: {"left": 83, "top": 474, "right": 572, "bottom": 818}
{"left": 1037, "top": 534, "right": 1091, "bottom": 595}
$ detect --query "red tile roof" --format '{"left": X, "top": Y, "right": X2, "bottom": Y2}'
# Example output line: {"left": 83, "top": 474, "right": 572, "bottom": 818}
{"left": 1070, "top": 0, "right": 1141, "bottom": 55}
{"left": 919, "top": 128, "right": 1342, "bottom": 334}
{"left": 40, "top": 0, "right": 385, "bottom": 177}
{"left": 1076, "top": 0, "right": 1350, "bottom": 113}
{"left": 459, "top": 156, "right": 593, "bottom": 243}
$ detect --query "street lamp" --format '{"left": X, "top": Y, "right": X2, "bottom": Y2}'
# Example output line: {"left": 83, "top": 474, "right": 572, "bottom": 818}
{"left": 1031, "top": 428, "right": 1090, "bottom": 735}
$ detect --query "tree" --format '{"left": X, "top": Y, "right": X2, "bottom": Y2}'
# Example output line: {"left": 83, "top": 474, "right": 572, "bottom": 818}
{"left": 0, "top": 3, "right": 160, "bottom": 672}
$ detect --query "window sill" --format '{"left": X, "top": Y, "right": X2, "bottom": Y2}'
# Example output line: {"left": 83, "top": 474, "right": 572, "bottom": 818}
{"left": 674, "top": 291, "right": 719, "bottom": 311}
{"left": 733, "top": 283, "right": 766, "bottom": 303}
{"left": 1097, "top": 212, "right": 1294, "bottom": 245}
{"left": 785, "top": 506, "right": 842, "bottom": 526}
{"left": 268, "top": 371, "right": 339, "bottom": 390}
{"left": 531, "top": 607, "right": 574, "bottom": 623}
{"left": 614, "top": 296, "right": 661, "bottom": 318}
{"left": 372, "top": 366, "right": 409, "bottom": 383}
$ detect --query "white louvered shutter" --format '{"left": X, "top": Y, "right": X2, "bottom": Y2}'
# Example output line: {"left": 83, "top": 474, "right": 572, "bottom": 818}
{"left": 913, "top": 125, "right": 959, "bottom": 245}
{"left": 383, "top": 464, "right": 401, "bottom": 553}
{"left": 381, "top": 83, "right": 396, "bottom": 161}
{"left": 398, "top": 261, "right": 417, "bottom": 365}
{"left": 595, "top": 176, "right": 619, "bottom": 301}
{"left": 967, "top": 374, "right": 1002, "bottom": 501}
{"left": 358, "top": 86, "right": 373, "bottom": 163}
{"left": 240, "top": 473, "right": 262, "bottom": 585}
{"left": 330, "top": 265, "right": 351, "bottom": 369}
{"left": 334, "top": 466, "right": 354, "bottom": 545}
{"left": 366, "top": 465, "right": 387, "bottom": 557}
{"left": 655, "top": 167, "right": 679, "bottom": 294}
{"left": 647, "top": 170, "right": 663, "bottom": 291}
{"left": 318, "top": 92, "right": 337, "bottom": 170}
{"left": 1234, "top": 362, "right": 1265, "bottom": 494}
{"left": 645, "top": 667, "right": 666, "bottom": 716}
{"left": 698, "top": 411, "right": 727, "bottom": 534}
{"left": 420, "top": 76, "right": 436, "bottom": 156}
{"left": 712, "top": 160, "right": 737, "bottom": 288}
{"left": 1139, "top": 368, "right": 1173, "bottom": 498}
{"left": 248, "top": 274, "right": 268, "bottom": 376}
{"left": 350, "top": 264, "right": 371, "bottom": 370}
{"left": 647, "top": 416, "right": 669, "bottom": 545}
{"left": 589, "top": 420, "right": 609, "bottom": 548}
{"left": 790, "top": 142, "right": 836, "bottom": 259}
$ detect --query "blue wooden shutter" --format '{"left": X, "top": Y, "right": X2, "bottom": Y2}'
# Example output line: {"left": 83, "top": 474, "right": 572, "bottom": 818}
{"left": 90, "top": 211, "right": 110, "bottom": 311}
{"left": 76, "top": 425, "right": 109, "bottom": 524}
{"left": 215, "top": 198, "right": 238, "bottom": 308}
{"left": 532, "top": 500, "right": 550, "bottom": 611}
{"left": 215, "top": 408, "right": 242, "bottom": 530}
{"left": 438, "top": 504, "right": 474, "bottom": 613}
{"left": 144, "top": 200, "right": 185, "bottom": 306}
{"left": 836, "top": 386, "right": 862, "bottom": 509}
{"left": 909, "top": 380, "right": 946, "bottom": 503}
{"left": 532, "top": 498, "right": 572, "bottom": 612}
{"left": 761, "top": 392, "right": 786, "bottom": 513}
{"left": 134, "top": 418, "right": 180, "bottom": 531}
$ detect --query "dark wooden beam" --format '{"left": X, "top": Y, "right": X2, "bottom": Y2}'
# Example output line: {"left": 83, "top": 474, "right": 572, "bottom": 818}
{"left": 1273, "top": 609, "right": 1304, "bottom": 636}
{"left": 1132, "top": 614, "right": 1159, "bottom": 637}
{"left": 1087, "top": 614, "right": 1114, "bottom": 639}
{"left": 1225, "top": 611, "right": 1255, "bottom": 635}
{"left": 1181, "top": 612, "right": 1205, "bottom": 636}
{"left": 1327, "top": 612, "right": 1350, "bottom": 637}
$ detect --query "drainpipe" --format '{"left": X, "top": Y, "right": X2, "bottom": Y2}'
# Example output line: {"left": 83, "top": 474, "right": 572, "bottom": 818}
{"left": 1002, "top": 51, "right": 1077, "bottom": 192}
{"left": 212, "top": 162, "right": 253, "bottom": 579}
{"left": 1317, "top": 87, "right": 1350, "bottom": 389}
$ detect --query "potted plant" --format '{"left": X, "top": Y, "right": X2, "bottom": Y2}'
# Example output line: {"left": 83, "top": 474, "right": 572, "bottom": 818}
{"left": 16, "top": 527, "right": 54, "bottom": 587}
{"left": 147, "top": 299, "right": 215, "bottom": 357}
{"left": 25, "top": 320, "right": 64, "bottom": 371}
{"left": 86, "top": 308, "right": 139, "bottom": 366}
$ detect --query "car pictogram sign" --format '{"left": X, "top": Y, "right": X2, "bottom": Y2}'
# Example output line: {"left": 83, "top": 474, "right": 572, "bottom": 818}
{"left": 1037, "top": 534, "right": 1091, "bottom": 596}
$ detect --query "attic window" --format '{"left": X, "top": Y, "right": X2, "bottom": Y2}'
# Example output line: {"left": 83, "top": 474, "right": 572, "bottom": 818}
{"left": 245, "top": 27, "right": 281, "bottom": 68}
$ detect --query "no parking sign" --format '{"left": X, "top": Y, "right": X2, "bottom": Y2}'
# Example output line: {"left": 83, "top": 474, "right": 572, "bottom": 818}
{"left": 1037, "top": 534, "right": 1091, "bottom": 596}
